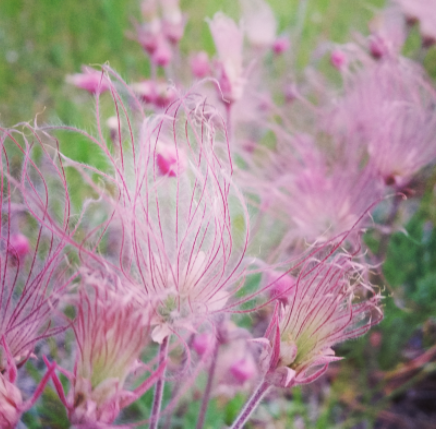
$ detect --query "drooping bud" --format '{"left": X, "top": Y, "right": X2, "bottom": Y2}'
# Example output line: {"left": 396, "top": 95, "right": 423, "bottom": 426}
{"left": 190, "top": 51, "right": 211, "bottom": 78}
{"left": 66, "top": 66, "right": 110, "bottom": 94}
{"left": 272, "top": 36, "right": 290, "bottom": 55}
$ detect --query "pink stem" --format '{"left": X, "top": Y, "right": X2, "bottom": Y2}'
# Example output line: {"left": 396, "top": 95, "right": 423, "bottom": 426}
{"left": 149, "top": 336, "right": 169, "bottom": 429}
{"left": 230, "top": 381, "right": 270, "bottom": 429}
{"left": 195, "top": 339, "right": 220, "bottom": 429}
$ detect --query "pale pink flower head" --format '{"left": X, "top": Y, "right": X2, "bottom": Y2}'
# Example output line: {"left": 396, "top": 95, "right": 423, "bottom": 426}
{"left": 208, "top": 13, "right": 245, "bottom": 103}
{"left": 66, "top": 66, "right": 111, "bottom": 94}
{"left": 130, "top": 80, "right": 176, "bottom": 109}
{"left": 58, "top": 74, "right": 249, "bottom": 344}
{"left": 260, "top": 255, "right": 382, "bottom": 388}
{"left": 368, "top": 6, "right": 406, "bottom": 59}
{"left": 51, "top": 271, "right": 161, "bottom": 426}
{"left": 395, "top": 0, "right": 436, "bottom": 46}
{"left": 338, "top": 60, "right": 436, "bottom": 188}
{"left": 0, "top": 127, "right": 72, "bottom": 426}
{"left": 240, "top": 0, "right": 277, "bottom": 49}
{"left": 257, "top": 136, "right": 381, "bottom": 248}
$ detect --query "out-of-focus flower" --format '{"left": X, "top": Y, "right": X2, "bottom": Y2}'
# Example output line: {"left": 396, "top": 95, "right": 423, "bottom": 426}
{"left": 368, "top": 6, "right": 406, "bottom": 58}
{"left": 0, "top": 127, "right": 72, "bottom": 427}
{"left": 395, "top": 0, "right": 436, "bottom": 45}
{"left": 208, "top": 13, "right": 245, "bottom": 103}
{"left": 190, "top": 51, "right": 211, "bottom": 78}
{"left": 240, "top": 0, "right": 277, "bottom": 49}
{"left": 258, "top": 256, "right": 382, "bottom": 387}
{"left": 138, "top": 0, "right": 162, "bottom": 54}
{"left": 66, "top": 66, "right": 111, "bottom": 94}
{"left": 151, "top": 36, "right": 173, "bottom": 67}
{"left": 272, "top": 36, "right": 290, "bottom": 55}
{"left": 334, "top": 60, "right": 436, "bottom": 188}
{"left": 160, "top": 0, "right": 185, "bottom": 44}
{"left": 330, "top": 49, "right": 347, "bottom": 70}
{"left": 56, "top": 73, "right": 249, "bottom": 345}
{"left": 130, "top": 80, "right": 176, "bottom": 108}
{"left": 50, "top": 272, "right": 164, "bottom": 426}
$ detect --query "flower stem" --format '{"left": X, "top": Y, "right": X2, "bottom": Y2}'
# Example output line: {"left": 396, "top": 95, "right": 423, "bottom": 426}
{"left": 195, "top": 338, "right": 220, "bottom": 429}
{"left": 149, "top": 336, "right": 169, "bottom": 429}
{"left": 230, "top": 381, "right": 270, "bottom": 429}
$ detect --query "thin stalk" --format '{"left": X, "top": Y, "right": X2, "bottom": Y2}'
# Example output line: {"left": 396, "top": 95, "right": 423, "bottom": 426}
{"left": 230, "top": 381, "right": 270, "bottom": 429}
{"left": 149, "top": 336, "right": 169, "bottom": 429}
{"left": 195, "top": 339, "right": 220, "bottom": 429}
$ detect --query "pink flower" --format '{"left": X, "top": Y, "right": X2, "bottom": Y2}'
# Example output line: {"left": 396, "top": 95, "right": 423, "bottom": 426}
{"left": 190, "top": 51, "right": 211, "bottom": 78}
{"left": 66, "top": 66, "right": 111, "bottom": 94}
{"left": 160, "top": 0, "right": 185, "bottom": 44}
{"left": 395, "top": 0, "right": 436, "bottom": 45}
{"left": 330, "top": 49, "right": 347, "bottom": 70}
{"left": 335, "top": 60, "right": 436, "bottom": 188}
{"left": 272, "top": 36, "right": 290, "bottom": 55}
{"left": 50, "top": 272, "right": 164, "bottom": 426}
{"left": 259, "top": 255, "right": 382, "bottom": 387}
{"left": 240, "top": 0, "right": 277, "bottom": 49}
{"left": 208, "top": 13, "right": 245, "bottom": 103}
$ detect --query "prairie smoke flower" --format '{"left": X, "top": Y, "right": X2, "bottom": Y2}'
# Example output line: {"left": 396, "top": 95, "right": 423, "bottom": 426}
{"left": 56, "top": 73, "right": 249, "bottom": 344}
{"left": 259, "top": 256, "right": 382, "bottom": 387}
{"left": 251, "top": 136, "right": 380, "bottom": 249}
{"left": 335, "top": 60, "right": 436, "bottom": 188}
{"left": 395, "top": 0, "right": 436, "bottom": 45}
{"left": 130, "top": 80, "right": 176, "bottom": 108}
{"left": 0, "top": 127, "right": 73, "bottom": 426}
{"left": 208, "top": 13, "right": 245, "bottom": 103}
{"left": 240, "top": 0, "right": 277, "bottom": 49}
{"left": 66, "top": 66, "right": 111, "bottom": 94}
{"left": 50, "top": 272, "right": 163, "bottom": 426}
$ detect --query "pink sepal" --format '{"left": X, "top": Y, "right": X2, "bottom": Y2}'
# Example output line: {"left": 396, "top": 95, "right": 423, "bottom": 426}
{"left": 23, "top": 358, "right": 56, "bottom": 410}
{"left": 121, "top": 359, "right": 167, "bottom": 408}
{"left": 1, "top": 337, "right": 17, "bottom": 384}
{"left": 43, "top": 357, "right": 69, "bottom": 409}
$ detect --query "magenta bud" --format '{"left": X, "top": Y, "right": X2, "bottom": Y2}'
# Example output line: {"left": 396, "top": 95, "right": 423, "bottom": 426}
{"left": 192, "top": 333, "right": 212, "bottom": 356}
{"left": 152, "top": 38, "right": 172, "bottom": 67}
{"left": 229, "top": 358, "right": 256, "bottom": 383}
{"left": 9, "top": 234, "right": 30, "bottom": 258}
{"left": 190, "top": 51, "right": 210, "bottom": 78}
{"left": 330, "top": 49, "right": 347, "bottom": 70}
{"left": 369, "top": 35, "right": 389, "bottom": 59}
{"left": 272, "top": 36, "right": 290, "bottom": 55}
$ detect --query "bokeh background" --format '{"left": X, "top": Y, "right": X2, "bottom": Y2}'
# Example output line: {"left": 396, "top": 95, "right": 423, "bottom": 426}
{"left": 1, "top": 1, "right": 436, "bottom": 428}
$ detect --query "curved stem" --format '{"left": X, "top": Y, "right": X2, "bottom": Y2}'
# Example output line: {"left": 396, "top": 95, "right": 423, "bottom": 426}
{"left": 149, "top": 336, "right": 169, "bottom": 429}
{"left": 195, "top": 339, "right": 220, "bottom": 429}
{"left": 230, "top": 381, "right": 270, "bottom": 429}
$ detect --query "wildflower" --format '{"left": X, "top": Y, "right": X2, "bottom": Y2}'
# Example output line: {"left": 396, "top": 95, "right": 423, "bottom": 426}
{"left": 240, "top": 0, "right": 277, "bottom": 49}
{"left": 395, "top": 0, "right": 436, "bottom": 46}
{"left": 330, "top": 49, "right": 347, "bottom": 70}
{"left": 160, "top": 0, "right": 185, "bottom": 44}
{"left": 66, "top": 66, "right": 111, "bottom": 94}
{"left": 272, "top": 36, "right": 290, "bottom": 55}
{"left": 55, "top": 73, "right": 249, "bottom": 344}
{"left": 50, "top": 272, "right": 165, "bottom": 426}
{"left": 0, "top": 126, "right": 73, "bottom": 427}
{"left": 336, "top": 60, "right": 436, "bottom": 188}
{"left": 208, "top": 13, "right": 245, "bottom": 103}
{"left": 138, "top": 0, "right": 161, "bottom": 54}
{"left": 190, "top": 51, "right": 211, "bottom": 79}
{"left": 259, "top": 256, "right": 382, "bottom": 387}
